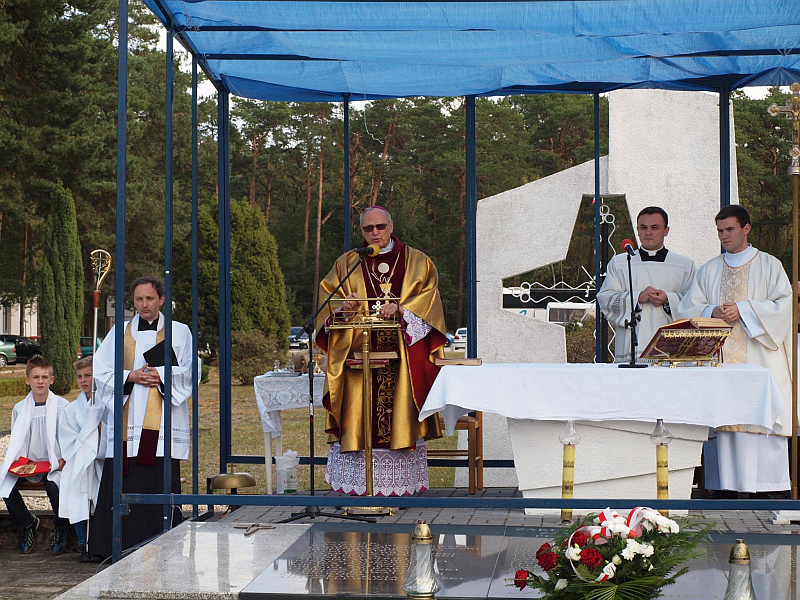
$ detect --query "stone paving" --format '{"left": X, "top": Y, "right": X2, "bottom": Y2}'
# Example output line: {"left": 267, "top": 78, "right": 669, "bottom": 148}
{"left": 223, "top": 487, "right": 800, "bottom": 534}
{"left": 2, "top": 487, "right": 800, "bottom": 598}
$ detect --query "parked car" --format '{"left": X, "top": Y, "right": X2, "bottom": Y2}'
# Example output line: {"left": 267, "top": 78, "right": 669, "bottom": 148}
{"left": 444, "top": 332, "right": 454, "bottom": 348}
{"left": 453, "top": 327, "right": 467, "bottom": 351}
{"left": 288, "top": 326, "right": 310, "bottom": 350}
{"left": 0, "top": 339, "right": 17, "bottom": 368}
{"left": 0, "top": 335, "right": 40, "bottom": 363}
{"left": 79, "top": 336, "right": 103, "bottom": 358}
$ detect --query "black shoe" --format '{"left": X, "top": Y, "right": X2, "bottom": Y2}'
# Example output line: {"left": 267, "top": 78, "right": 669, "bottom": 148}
{"left": 77, "top": 545, "right": 91, "bottom": 562}
{"left": 20, "top": 515, "right": 40, "bottom": 554}
{"left": 51, "top": 526, "right": 68, "bottom": 556}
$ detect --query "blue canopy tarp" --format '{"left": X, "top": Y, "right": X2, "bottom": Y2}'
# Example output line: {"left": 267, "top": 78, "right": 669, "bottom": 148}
{"left": 142, "top": 1, "right": 800, "bottom": 99}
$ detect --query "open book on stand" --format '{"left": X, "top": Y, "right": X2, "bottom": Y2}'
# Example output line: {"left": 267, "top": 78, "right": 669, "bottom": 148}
{"left": 639, "top": 317, "right": 732, "bottom": 367}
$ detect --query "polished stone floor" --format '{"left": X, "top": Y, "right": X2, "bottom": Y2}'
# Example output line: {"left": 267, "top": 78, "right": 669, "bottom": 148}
{"left": 240, "top": 528, "right": 800, "bottom": 599}
{"left": 52, "top": 504, "right": 800, "bottom": 600}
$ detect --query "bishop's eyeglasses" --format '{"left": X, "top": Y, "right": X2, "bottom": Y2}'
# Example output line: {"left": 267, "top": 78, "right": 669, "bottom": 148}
{"left": 362, "top": 223, "right": 389, "bottom": 233}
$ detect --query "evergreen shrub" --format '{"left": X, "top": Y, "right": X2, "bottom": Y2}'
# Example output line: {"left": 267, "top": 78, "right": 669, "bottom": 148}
{"left": 231, "top": 330, "right": 288, "bottom": 385}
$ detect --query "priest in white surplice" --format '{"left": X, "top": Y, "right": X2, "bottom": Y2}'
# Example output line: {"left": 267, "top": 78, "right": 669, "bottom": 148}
{"left": 678, "top": 205, "right": 793, "bottom": 494}
{"left": 597, "top": 206, "right": 696, "bottom": 362}
{"left": 88, "top": 276, "right": 197, "bottom": 558}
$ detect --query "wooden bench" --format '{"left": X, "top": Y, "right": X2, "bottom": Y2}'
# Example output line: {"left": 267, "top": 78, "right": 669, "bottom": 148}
{"left": 16, "top": 480, "right": 47, "bottom": 496}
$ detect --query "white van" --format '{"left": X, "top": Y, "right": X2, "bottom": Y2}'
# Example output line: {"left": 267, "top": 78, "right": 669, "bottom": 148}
{"left": 545, "top": 302, "right": 595, "bottom": 324}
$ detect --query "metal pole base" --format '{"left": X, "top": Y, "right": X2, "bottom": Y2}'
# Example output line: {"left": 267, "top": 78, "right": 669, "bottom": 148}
{"left": 344, "top": 506, "right": 396, "bottom": 516}
{"left": 277, "top": 505, "right": 376, "bottom": 524}
{"left": 618, "top": 363, "right": 648, "bottom": 369}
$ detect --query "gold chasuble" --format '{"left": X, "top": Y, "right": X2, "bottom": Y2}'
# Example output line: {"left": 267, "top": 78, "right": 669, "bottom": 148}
{"left": 315, "top": 238, "right": 445, "bottom": 453}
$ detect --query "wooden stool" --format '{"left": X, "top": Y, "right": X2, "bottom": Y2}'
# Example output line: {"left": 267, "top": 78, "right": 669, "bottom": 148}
{"left": 427, "top": 412, "right": 483, "bottom": 494}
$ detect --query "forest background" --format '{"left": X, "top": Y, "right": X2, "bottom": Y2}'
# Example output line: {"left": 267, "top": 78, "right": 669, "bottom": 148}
{"left": 1, "top": 0, "right": 796, "bottom": 366}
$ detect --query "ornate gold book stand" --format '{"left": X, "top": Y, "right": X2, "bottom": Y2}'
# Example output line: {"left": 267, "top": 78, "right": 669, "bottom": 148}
{"left": 640, "top": 317, "right": 732, "bottom": 367}
{"left": 329, "top": 298, "right": 402, "bottom": 516}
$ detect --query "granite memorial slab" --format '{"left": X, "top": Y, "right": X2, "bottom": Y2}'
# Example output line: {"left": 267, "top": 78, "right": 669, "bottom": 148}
{"left": 241, "top": 529, "right": 800, "bottom": 599}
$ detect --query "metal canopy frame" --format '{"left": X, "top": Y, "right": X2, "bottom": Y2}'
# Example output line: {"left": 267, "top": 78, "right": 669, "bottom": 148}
{"left": 110, "top": 0, "right": 800, "bottom": 561}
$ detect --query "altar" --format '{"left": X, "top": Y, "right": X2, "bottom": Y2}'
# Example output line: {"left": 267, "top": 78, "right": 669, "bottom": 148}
{"left": 419, "top": 363, "right": 784, "bottom": 512}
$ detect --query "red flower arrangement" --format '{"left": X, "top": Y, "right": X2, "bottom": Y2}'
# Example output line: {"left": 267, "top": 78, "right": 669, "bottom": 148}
{"left": 508, "top": 508, "right": 710, "bottom": 599}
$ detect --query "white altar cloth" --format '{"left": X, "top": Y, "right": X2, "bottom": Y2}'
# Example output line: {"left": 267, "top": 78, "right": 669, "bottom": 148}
{"left": 253, "top": 372, "right": 325, "bottom": 493}
{"left": 254, "top": 372, "right": 326, "bottom": 435}
{"left": 419, "top": 363, "right": 784, "bottom": 511}
{"left": 420, "top": 363, "right": 784, "bottom": 435}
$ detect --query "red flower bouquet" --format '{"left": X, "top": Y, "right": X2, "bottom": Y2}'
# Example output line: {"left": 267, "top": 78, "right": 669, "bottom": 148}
{"left": 508, "top": 508, "right": 710, "bottom": 599}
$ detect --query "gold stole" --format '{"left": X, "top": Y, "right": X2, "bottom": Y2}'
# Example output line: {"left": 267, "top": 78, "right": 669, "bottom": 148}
{"left": 719, "top": 260, "right": 751, "bottom": 365}
{"left": 717, "top": 258, "right": 754, "bottom": 434}
{"left": 122, "top": 321, "right": 165, "bottom": 452}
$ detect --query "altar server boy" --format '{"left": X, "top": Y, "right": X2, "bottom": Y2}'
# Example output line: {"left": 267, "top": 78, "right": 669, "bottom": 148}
{"left": 0, "top": 356, "right": 69, "bottom": 554}
{"left": 58, "top": 356, "right": 106, "bottom": 561}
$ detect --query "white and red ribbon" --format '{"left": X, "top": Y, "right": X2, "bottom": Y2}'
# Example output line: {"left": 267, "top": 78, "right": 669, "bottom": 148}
{"left": 563, "top": 507, "right": 657, "bottom": 584}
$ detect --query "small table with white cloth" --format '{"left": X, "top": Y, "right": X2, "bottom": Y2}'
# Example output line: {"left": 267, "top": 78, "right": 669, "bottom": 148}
{"left": 419, "top": 363, "right": 784, "bottom": 509}
{"left": 253, "top": 372, "right": 325, "bottom": 493}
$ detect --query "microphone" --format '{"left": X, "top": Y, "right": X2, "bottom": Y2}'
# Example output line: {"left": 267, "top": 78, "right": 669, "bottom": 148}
{"left": 353, "top": 244, "right": 381, "bottom": 257}
{"left": 621, "top": 239, "right": 636, "bottom": 256}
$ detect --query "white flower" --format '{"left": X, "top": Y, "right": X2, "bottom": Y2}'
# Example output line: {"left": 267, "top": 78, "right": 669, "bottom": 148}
{"left": 602, "top": 563, "right": 616, "bottom": 580}
{"left": 612, "top": 554, "right": 622, "bottom": 566}
{"left": 641, "top": 520, "right": 654, "bottom": 532}
{"left": 621, "top": 538, "right": 654, "bottom": 560}
{"left": 648, "top": 564, "right": 654, "bottom": 571}
{"left": 605, "top": 517, "right": 631, "bottom": 538}
{"left": 649, "top": 513, "right": 679, "bottom": 533}
{"left": 555, "top": 579, "right": 568, "bottom": 590}
{"left": 566, "top": 545, "right": 582, "bottom": 561}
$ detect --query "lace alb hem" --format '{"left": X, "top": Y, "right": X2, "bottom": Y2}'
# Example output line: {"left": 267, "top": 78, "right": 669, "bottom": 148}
{"left": 324, "top": 440, "right": 429, "bottom": 496}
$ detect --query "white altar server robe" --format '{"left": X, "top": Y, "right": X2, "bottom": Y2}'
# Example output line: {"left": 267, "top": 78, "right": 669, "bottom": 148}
{"left": 597, "top": 247, "right": 695, "bottom": 362}
{"left": 93, "top": 313, "right": 197, "bottom": 460}
{"left": 0, "top": 391, "right": 68, "bottom": 497}
{"left": 58, "top": 392, "right": 106, "bottom": 523}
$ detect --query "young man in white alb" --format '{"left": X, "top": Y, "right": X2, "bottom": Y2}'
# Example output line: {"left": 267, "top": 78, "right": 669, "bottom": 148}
{"left": 0, "top": 356, "right": 69, "bottom": 554}
{"left": 678, "top": 205, "right": 793, "bottom": 496}
{"left": 58, "top": 356, "right": 105, "bottom": 561}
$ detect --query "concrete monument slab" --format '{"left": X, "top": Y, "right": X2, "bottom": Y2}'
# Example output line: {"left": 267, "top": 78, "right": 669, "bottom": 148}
{"left": 463, "top": 90, "right": 738, "bottom": 490}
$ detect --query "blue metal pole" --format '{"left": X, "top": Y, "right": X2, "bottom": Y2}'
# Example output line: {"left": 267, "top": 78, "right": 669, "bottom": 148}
{"left": 191, "top": 57, "right": 199, "bottom": 519}
{"left": 163, "top": 24, "right": 174, "bottom": 532}
{"left": 594, "top": 91, "right": 602, "bottom": 361}
{"left": 112, "top": 0, "right": 129, "bottom": 564}
{"left": 217, "top": 89, "right": 227, "bottom": 474}
{"left": 223, "top": 91, "right": 232, "bottom": 464}
{"left": 344, "top": 95, "right": 351, "bottom": 251}
{"left": 465, "top": 96, "right": 477, "bottom": 359}
{"left": 719, "top": 81, "right": 731, "bottom": 209}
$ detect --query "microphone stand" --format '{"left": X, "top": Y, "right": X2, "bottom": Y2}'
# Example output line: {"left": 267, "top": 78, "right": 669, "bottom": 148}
{"left": 618, "top": 249, "right": 648, "bottom": 369}
{"left": 279, "top": 252, "right": 376, "bottom": 523}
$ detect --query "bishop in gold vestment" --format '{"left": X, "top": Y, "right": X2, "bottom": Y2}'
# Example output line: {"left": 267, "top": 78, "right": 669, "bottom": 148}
{"left": 316, "top": 207, "right": 446, "bottom": 496}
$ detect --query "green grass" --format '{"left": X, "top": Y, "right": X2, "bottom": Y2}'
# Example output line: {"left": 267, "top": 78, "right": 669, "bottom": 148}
{"left": 189, "top": 366, "right": 458, "bottom": 494}
{"left": 0, "top": 364, "right": 458, "bottom": 493}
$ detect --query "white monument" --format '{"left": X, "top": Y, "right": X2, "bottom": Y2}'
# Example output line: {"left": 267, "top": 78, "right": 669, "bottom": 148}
{"left": 457, "top": 90, "right": 738, "bottom": 500}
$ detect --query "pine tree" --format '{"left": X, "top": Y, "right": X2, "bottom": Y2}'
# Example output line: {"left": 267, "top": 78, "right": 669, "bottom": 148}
{"left": 39, "top": 183, "right": 84, "bottom": 394}
{"left": 178, "top": 199, "right": 291, "bottom": 357}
